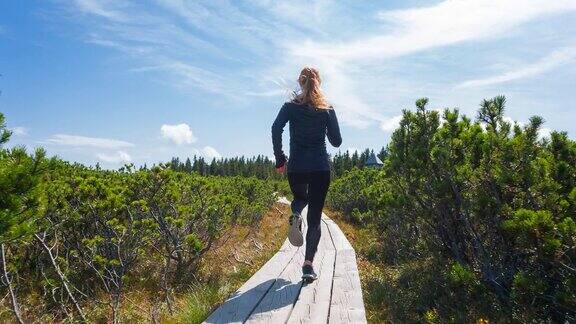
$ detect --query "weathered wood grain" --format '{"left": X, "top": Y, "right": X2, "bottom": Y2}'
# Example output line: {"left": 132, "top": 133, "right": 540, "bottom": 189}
{"left": 245, "top": 247, "right": 305, "bottom": 323}
{"left": 328, "top": 249, "right": 366, "bottom": 324}
{"left": 287, "top": 220, "right": 336, "bottom": 324}
{"left": 244, "top": 208, "right": 310, "bottom": 323}
{"left": 203, "top": 238, "right": 299, "bottom": 324}
{"left": 203, "top": 207, "right": 305, "bottom": 324}
{"left": 323, "top": 218, "right": 353, "bottom": 251}
{"left": 319, "top": 218, "right": 336, "bottom": 251}
{"left": 205, "top": 202, "right": 366, "bottom": 324}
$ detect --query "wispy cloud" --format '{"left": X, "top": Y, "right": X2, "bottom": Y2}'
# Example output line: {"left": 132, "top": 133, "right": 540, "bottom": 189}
{"left": 74, "top": 0, "right": 128, "bottom": 22}
{"left": 46, "top": 134, "right": 134, "bottom": 149}
{"left": 282, "top": 0, "right": 576, "bottom": 129}
{"left": 456, "top": 46, "right": 576, "bottom": 88}
{"left": 152, "top": 60, "right": 229, "bottom": 94}
{"left": 321, "top": 63, "right": 382, "bottom": 128}
{"left": 160, "top": 123, "right": 197, "bottom": 145}
{"left": 245, "top": 89, "right": 290, "bottom": 97}
{"left": 97, "top": 150, "right": 132, "bottom": 163}
{"left": 293, "top": 0, "right": 576, "bottom": 62}
{"left": 10, "top": 126, "right": 28, "bottom": 136}
{"left": 58, "top": 0, "right": 576, "bottom": 132}
{"left": 63, "top": 0, "right": 341, "bottom": 101}
{"left": 65, "top": 1, "right": 242, "bottom": 97}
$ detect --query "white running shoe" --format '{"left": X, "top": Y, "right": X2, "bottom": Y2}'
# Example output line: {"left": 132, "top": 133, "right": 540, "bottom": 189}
{"left": 288, "top": 213, "right": 304, "bottom": 247}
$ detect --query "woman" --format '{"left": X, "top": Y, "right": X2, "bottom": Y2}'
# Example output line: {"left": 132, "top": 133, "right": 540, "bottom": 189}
{"left": 271, "top": 67, "right": 342, "bottom": 282}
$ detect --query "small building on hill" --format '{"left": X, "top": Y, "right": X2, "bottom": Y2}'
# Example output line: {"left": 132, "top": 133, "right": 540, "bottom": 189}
{"left": 365, "top": 152, "right": 383, "bottom": 168}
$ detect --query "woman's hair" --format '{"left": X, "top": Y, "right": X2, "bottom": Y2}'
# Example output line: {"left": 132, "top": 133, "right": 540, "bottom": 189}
{"left": 292, "top": 67, "right": 330, "bottom": 109}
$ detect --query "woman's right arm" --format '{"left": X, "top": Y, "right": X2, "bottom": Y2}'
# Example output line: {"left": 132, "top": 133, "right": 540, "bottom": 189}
{"left": 271, "top": 103, "right": 289, "bottom": 168}
{"left": 327, "top": 108, "right": 342, "bottom": 147}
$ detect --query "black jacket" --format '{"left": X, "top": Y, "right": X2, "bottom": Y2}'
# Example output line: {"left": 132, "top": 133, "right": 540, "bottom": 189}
{"left": 271, "top": 101, "right": 342, "bottom": 172}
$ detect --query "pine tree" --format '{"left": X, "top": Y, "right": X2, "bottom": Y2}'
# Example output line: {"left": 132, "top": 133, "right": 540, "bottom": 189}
{"left": 0, "top": 113, "right": 46, "bottom": 243}
{"left": 184, "top": 157, "right": 192, "bottom": 173}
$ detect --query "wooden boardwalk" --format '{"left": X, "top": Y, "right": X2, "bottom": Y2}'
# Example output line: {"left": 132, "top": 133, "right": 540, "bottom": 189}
{"left": 204, "top": 200, "right": 366, "bottom": 324}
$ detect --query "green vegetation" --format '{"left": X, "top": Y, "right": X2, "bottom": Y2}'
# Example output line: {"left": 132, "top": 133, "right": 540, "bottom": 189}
{"left": 331, "top": 148, "right": 387, "bottom": 177}
{"left": 328, "top": 96, "right": 576, "bottom": 322}
{"left": 169, "top": 155, "right": 283, "bottom": 180}
{"left": 168, "top": 143, "right": 387, "bottom": 179}
{"left": 0, "top": 112, "right": 282, "bottom": 322}
{"left": 2, "top": 93, "right": 574, "bottom": 323}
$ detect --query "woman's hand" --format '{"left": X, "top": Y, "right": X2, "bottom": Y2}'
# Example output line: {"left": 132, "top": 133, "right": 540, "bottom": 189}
{"left": 275, "top": 164, "right": 285, "bottom": 174}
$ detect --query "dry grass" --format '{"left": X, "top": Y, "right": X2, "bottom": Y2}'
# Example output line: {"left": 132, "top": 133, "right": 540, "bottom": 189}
{"left": 322, "top": 208, "right": 391, "bottom": 324}
{"left": 323, "top": 209, "right": 502, "bottom": 323}
{"left": 164, "top": 202, "right": 291, "bottom": 323}
{"left": 198, "top": 202, "right": 290, "bottom": 282}
{"left": 0, "top": 203, "right": 292, "bottom": 324}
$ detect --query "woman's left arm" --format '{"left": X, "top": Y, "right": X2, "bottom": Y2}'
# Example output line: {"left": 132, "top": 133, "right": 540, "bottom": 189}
{"left": 327, "top": 108, "right": 342, "bottom": 147}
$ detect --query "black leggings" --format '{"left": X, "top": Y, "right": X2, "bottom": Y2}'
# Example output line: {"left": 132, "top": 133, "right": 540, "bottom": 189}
{"left": 287, "top": 171, "right": 331, "bottom": 262}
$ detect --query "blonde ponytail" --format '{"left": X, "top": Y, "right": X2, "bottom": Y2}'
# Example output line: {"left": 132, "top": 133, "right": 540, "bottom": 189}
{"left": 293, "top": 67, "right": 330, "bottom": 109}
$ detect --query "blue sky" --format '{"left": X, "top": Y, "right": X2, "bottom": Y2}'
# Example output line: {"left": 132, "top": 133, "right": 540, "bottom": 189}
{"left": 1, "top": 0, "right": 575, "bottom": 168}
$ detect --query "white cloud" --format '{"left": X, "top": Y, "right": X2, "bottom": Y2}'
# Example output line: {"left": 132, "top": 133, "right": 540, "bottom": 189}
{"left": 46, "top": 134, "right": 134, "bottom": 148}
{"left": 456, "top": 46, "right": 576, "bottom": 88}
{"left": 155, "top": 0, "right": 303, "bottom": 56}
{"left": 74, "top": 0, "right": 128, "bottom": 22}
{"left": 380, "top": 115, "right": 403, "bottom": 132}
{"left": 320, "top": 63, "right": 382, "bottom": 128}
{"left": 10, "top": 126, "right": 28, "bottom": 136}
{"left": 503, "top": 116, "right": 552, "bottom": 139}
{"left": 539, "top": 127, "right": 552, "bottom": 139}
{"left": 70, "top": 1, "right": 239, "bottom": 96}
{"left": 293, "top": 0, "right": 576, "bottom": 62}
{"left": 503, "top": 116, "right": 521, "bottom": 126}
{"left": 96, "top": 150, "right": 132, "bottom": 163}
{"left": 201, "top": 146, "right": 221, "bottom": 159}
{"left": 161, "top": 123, "right": 197, "bottom": 145}
{"left": 62, "top": 0, "right": 576, "bottom": 133}
{"left": 152, "top": 60, "right": 228, "bottom": 94}
{"left": 245, "top": 89, "right": 290, "bottom": 97}
{"left": 279, "top": 1, "right": 576, "bottom": 129}
{"left": 252, "top": 0, "right": 333, "bottom": 31}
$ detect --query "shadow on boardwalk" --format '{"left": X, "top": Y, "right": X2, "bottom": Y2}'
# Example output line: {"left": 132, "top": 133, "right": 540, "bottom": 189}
{"left": 205, "top": 205, "right": 366, "bottom": 323}
{"left": 205, "top": 278, "right": 302, "bottom": 323}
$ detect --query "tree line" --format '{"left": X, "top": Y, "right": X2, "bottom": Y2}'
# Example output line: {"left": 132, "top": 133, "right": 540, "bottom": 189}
{"left": 166, "top": 148, "right": 387, "bottom": 179}
{"left": 167, "top": 155, "right": 283, "bottom": 180}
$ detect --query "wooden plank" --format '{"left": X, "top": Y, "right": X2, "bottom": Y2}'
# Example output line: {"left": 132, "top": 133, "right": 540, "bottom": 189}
{"left": 203, "top": 240, "right": 298, "bottom": 323}
{"left": 319, "top": 215, "right": 336, "bottom": 251}
{"left": 206, "top": 202, "right": 368, "bottom": 324}
{"left": 287, "top": 220, "right": 336, "bottom": 324}
{"left": 203, "top": 208, "right": 301, "bottom": 324}
{"left": 322, "top": 218, "right": 353, "bottom": 251}
{"left": 323, "top": 216, "right": 366, "bottom": 324}
{"left": 328, "top": 249, "right": 366, "bottom": 324}
{"left": 244, "top": 207, "right": 310, "bottom": 323}
{"left": 245, "top": 247, "right": 305, "bottom": 323}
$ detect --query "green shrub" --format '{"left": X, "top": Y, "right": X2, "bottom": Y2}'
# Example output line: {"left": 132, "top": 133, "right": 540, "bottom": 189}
{"left": 328, "top": 96, "right": 576, "bottom": 322}
{"left": 0, "top": 115, "right": 278, "bottom": 323}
